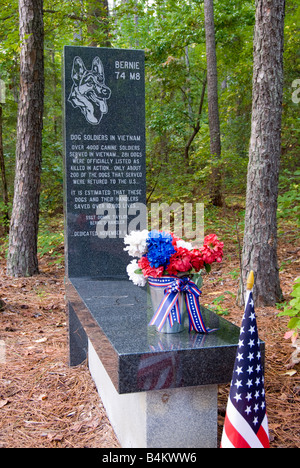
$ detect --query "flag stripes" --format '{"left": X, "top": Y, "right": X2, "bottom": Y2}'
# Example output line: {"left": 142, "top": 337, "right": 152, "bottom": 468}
{"left": 221, "top": 398, "right": 269, "bottom": 448}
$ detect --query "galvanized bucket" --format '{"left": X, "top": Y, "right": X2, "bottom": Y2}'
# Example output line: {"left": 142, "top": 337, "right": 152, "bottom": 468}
{"left": 149, "top": 277, "right": 186, "bottom": 333}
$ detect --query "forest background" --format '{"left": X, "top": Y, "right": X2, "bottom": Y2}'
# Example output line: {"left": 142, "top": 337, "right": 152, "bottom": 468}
{"left": 0, "top": 0, "right": 299, "bottom": 448}
{"left": 0, "top": 0, "right": 299, "bottom": 320}
{"left": 0, "top": 0, "right": 299, "bottom": 228}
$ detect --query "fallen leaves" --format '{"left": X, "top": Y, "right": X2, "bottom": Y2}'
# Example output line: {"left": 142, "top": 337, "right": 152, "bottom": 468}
{"left": 0, "top": 399, "right": 9, "bottom": 408}
{"left": 70, "top": 417, "right": 100, "bottom": 434}
{"left": 289, "top": 338, "right": 300, "bottom": 369}
{"left": 283, "top": 370, "right": 297, "bottom": 377}
{"left": 0, "top": 260, "right": 120, "bottom": 448}
{"left": 34, "top": 337, "right": 47, "bottom": 343}
{"left": 0, "top": 355, "right": 120, "bottom": 448}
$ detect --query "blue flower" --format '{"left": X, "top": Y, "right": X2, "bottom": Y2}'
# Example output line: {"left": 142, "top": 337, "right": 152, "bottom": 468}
{"left": 146, "top": 230, "right": 176, "bottom": 268}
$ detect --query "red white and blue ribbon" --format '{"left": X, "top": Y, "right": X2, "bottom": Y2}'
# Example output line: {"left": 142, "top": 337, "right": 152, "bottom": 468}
{"left": 148, "top": 276, "right": 215, "bottom": 334}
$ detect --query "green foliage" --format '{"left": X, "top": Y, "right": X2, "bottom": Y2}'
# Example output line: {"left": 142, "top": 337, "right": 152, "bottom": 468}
{"left": 0, "top": 233, "right": 8, "bottom": 258}
{"left": 278, "top": 277, "right": 300, "bottom": 333}
{"left": 0, "top": 200, "right": 11, "bottom": 232}
{"left": 0, "top": 0, "right": 299, "bottom": 229}
{"left": 0, "top": 217, "right": 64, "bottom": 265}
{"left": 277, "top": 170, "right": 300, "bottom": 227}
{"left": 206, "top": 291, "right": 236, "bottom": 316}
{"left": 37, "top": 219, "right": 64, "bottom": 266}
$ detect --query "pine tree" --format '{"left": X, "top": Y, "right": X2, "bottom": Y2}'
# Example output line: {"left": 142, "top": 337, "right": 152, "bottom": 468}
{"left": 204, "top": 0, "right": 223, "bottom": 207}
{"left": 240, "top": 0, "right": 285, "bottom": 305}
{"left": 7, "top": 0, "right": 44, "bottom": 277}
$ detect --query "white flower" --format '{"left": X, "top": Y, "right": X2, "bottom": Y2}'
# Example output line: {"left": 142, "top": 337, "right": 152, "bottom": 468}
{"left": 126, "top": 259, "right": 147, "bottom": 287}
{"left": 124, "top": 229, "right": 149, "bottom": 258}
{"left": 176, "top": 239, "right": 193, "bottom": 250}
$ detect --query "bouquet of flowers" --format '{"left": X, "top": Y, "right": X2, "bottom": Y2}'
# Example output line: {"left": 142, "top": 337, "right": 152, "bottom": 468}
{"left": 124, "top": 229, "right": 224, "bottom": 287}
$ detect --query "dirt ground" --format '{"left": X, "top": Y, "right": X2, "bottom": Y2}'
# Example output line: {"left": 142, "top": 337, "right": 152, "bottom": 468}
{"left": 0, "top": 233, "right": 299, "bottom": 448}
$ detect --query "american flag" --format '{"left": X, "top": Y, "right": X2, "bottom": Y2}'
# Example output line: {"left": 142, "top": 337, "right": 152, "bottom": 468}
{"left": 137, "top": 351, "right": 183, "bottom": 391}
{"left": 221, "top": 290, "right": 270, "bottom": 448}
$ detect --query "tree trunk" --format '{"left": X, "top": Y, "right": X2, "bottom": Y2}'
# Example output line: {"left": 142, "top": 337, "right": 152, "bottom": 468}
{"left": 184, "top": 74, "right": 207, "bottom": 160}
{"left": 239, "top": 0, "right": 285, "bottom": 306}
{"left": 88, "top": 0, "right": 111, "bottom": 47}
{"left": 7, "top": 0, "right": 44, "bottom": 277}
{"left": 0, "top": 104, "right": 9, "bottom": 234}
{"left": 203, "top": 0, "right": 223, "bottom": 207}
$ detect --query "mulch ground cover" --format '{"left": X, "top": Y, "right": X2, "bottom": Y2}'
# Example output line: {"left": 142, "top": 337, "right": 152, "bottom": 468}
{"left": 0, "top": 227, "right": 299, "bottom": 448}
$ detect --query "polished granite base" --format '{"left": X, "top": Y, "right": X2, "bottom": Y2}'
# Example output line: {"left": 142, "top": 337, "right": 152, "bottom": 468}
{"left": 66, "top": 277, "right": 245, "bottom": 395}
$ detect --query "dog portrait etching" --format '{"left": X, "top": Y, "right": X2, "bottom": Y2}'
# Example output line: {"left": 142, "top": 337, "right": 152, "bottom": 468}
{"left": 68, "top": 56, "right": 111, "bottom": 125}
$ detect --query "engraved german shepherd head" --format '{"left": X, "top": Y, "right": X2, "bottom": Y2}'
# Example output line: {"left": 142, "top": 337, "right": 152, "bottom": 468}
{"left": 68, "top": 56, "right": 111, "bottom": 125}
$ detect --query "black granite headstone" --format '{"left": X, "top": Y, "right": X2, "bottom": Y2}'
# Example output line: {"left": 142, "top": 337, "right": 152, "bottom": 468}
{"left": 63, "top": 46, "right": 146, "bottom": 278}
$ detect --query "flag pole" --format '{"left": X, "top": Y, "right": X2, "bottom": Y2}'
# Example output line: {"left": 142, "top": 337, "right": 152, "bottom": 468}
{"left": 247, "top": 270, "right": 254, "bottom": 291}
{"left": 245, "top": 270, "right": 254, "bottom": 306}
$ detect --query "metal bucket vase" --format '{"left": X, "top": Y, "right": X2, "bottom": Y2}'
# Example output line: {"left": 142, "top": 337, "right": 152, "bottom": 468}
{"left": 148, "top": 276, "right": 186, "bottom": 334}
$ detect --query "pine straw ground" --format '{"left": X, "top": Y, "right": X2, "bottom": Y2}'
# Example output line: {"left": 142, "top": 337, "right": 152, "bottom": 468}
{"left": 0, "top": 230, "right": 299, "bottom": 448}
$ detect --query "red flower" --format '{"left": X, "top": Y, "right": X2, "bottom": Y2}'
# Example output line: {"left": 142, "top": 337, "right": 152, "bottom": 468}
{"left": 166, "top": 247, "right": 193, "bottom": 275}
{"left": 201, "top": 234, "right": 224, "bottom": 264}
{"left": 138, "top": 256, "right": 164, "bottom": 278}
{"left": 137, "top": 233, "right": 223, "bottom": 278}
{"left": 190, "top": 249, "right": 205, "bottom": 272}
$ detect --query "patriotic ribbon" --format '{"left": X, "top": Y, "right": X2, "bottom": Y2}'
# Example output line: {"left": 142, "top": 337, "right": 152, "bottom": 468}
{"left": 148, "top": 276, "right": 214, "bottom": 334}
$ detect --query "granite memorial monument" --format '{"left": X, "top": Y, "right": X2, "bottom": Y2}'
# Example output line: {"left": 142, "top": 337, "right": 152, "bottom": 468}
{"left": 64, "top": 46, "right": 250, "bottom": 448}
